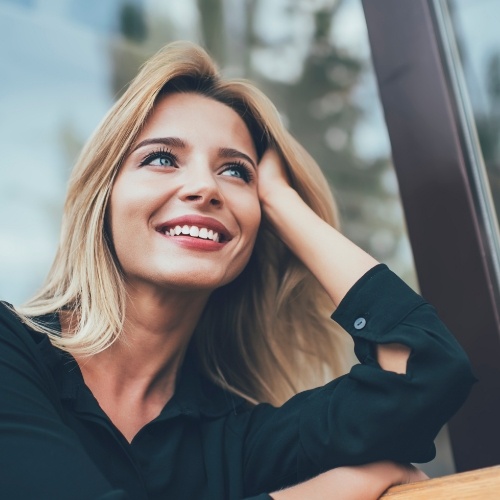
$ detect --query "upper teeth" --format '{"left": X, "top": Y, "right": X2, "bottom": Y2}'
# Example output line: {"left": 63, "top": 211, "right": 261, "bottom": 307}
{"left": 167, "top": 225, "right": 220, "bottom": 242}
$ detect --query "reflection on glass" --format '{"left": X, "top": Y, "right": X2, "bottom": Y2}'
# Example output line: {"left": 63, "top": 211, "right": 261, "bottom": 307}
{"left": 447, "top": 0, "right": 500, "bottom": 224}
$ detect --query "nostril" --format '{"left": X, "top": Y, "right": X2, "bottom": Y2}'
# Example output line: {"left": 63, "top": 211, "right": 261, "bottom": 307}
{"left": 181, "top": 190, "right": 222, "bottom": 205}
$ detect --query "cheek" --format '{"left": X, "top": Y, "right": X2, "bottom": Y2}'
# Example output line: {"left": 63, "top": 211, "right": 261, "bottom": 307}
{"left": 109, "top": 175, "right": 153, "bottom": 232}
{"left": 107, "top": 182, "right": 145, "bottom": 260}
{"left": 236, "top": 195, "right": 262, "bottom": 267}
{"left": 242, "top": 185, "right": 261, "bottom": 222}
{"left": 241, "top": 194, "right": 262, "bottom": 243}
{"left": 109, "top": 187, "right": 129, "bottom": 242}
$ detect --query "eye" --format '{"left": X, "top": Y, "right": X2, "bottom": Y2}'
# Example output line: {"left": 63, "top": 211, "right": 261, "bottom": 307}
{"left": 220, "top": 162, "right": 254, "bottom": 183}
{"left": 139, "top": 148, "right": 177, "bottom": 168}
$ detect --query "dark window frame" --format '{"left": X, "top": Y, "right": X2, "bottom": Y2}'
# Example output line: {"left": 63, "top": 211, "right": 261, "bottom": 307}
{"left": 362, "top": 0, "right": 500, "bottom": 471}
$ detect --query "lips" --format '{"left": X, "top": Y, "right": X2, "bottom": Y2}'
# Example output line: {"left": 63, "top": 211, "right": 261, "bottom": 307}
{"left": 155, "top": 215, "right": 232, "bottom": 243}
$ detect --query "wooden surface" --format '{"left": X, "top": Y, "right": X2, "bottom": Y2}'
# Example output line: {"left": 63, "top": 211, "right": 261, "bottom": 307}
{"left": 380, "top": 466, "right": 500, "bottom": 499}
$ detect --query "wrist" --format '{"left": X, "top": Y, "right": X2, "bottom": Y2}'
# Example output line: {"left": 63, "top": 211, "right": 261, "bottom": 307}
{"left": 259, "top": 186, "right": 305, "bottom": 243}
{"left": 269, "top": 462, "right": 409, "bottom": 500}
{"left": 259, "top": 184, "right": 298, "bottom": 214}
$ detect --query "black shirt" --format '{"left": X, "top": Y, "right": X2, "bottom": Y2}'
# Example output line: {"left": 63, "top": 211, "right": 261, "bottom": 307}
{"left": 0, "top": 265, "right": 475, "bottom": 499}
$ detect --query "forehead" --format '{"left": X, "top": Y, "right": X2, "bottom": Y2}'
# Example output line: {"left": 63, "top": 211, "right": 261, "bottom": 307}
{"left": 137, "top": 92, "right": 257, "bottom": 159}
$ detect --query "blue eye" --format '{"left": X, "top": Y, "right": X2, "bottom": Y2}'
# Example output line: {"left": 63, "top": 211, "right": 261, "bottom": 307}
{"left": 139, "top": 148, "right": 177, "bottom": 168}
{"left": 150, "top": 155, "right": 174, "bottom": 167}
{"left": 221, "top": 163, "right": 253, "bottom": 183}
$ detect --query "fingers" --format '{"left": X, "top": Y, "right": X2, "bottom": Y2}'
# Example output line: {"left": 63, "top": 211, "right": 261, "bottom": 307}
{"left": 257, "top": 148, "right": 292, "bottom": 205}
{"left": 405, "top": 465, "right": 429, "bottom": 483}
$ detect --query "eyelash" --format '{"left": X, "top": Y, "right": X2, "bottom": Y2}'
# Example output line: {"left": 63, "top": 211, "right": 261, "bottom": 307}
{"left": 138, "top": 148, "right": 254, "bottom": 183}
{"left": 223, "top": 161, "right": 254, "bottom": 183}
{"left": 139, "top": 148, "right": 177, "bottom": 167}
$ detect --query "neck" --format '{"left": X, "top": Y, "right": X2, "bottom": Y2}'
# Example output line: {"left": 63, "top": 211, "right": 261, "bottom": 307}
{"left": 67, "top": 283, "right": 212, "bottom": 442}
{"left": 73, "top": 282, "right": 211, "bottom": 399}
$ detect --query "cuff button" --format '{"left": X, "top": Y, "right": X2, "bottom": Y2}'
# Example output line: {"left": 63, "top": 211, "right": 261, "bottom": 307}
{"left": 354, "top": 317, "right": 367, "bottom": 330}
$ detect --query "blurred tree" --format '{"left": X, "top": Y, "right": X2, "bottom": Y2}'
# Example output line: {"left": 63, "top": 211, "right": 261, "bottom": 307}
{"left": 109, "top": 1, "right": 149, "bottom": 97}
{"left": 233, "top": 0, "right": 409, "bottom": 274}
{"left": 120, "top": 2, "right": 148, "bottom": 43}
{"left": 290, "top": 9, "right": 402, "bottom": 269}
{"left": 196, "top": 0, "right": 226, "bottom": 63}
{"left": 109, "top": 0, "right": 180, "bottom": 98}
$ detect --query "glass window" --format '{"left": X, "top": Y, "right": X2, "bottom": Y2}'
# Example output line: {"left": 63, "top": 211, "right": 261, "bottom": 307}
{"left": 445, "top": 0, "right": 500, "bottom": 235}
{"left": 0, "top": 0, "right": 417, "bottom": 301}
{"left": 1, "top": 0, "right": 449, "bottom": 475}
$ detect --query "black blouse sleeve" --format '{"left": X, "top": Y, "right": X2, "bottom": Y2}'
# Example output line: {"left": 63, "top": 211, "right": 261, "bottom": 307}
{"left": 242, "top": 265, "right": 476, "bottom": 496}
{"left": 0, "top": 304, "right": 128, "bottom": 500}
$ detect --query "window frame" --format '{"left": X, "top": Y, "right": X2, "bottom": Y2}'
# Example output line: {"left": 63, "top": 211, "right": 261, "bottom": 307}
{"left": 362, "top": 0, "right": 500, "bottom": 471}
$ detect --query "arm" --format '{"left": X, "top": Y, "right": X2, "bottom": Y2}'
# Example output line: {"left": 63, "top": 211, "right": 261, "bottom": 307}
{"left": 270, "top": 462, "right": 427, "bottom": 500}
{"left": 240, "top": 150, "right": 475, "bottom": 496}
{"left": 258, "top": 149, "right": 408, "bottom": 375}
{"left": 0, "top": 304, "right": 128, "bottom": 499}
{"left": 243, "top": 462, "right": 427, "bottom": 500}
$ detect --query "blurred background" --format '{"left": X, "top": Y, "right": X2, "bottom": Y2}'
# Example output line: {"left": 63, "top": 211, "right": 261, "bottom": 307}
{"left": 1, "top": 0, "right": 499, "bottom": 478}
{"left": 0, "top": 0, "right": 416, "bottom": 304}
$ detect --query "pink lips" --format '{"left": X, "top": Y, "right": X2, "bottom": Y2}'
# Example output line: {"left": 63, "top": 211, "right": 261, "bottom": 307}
{"left": 155, "top": 215, "right": 232, "bottom": 243}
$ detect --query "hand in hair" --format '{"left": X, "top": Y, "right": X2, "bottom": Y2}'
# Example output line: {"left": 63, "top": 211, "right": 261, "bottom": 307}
{"left": 256, "top": 148, "right": 292, "bottom": 203}
{"left": 269, "top": 461, "right": 428, "bottom": 500}
{"left": 257, "top": 148, "right": 378, "bottom": 306}
{"left": 258, "top": 148, "right": 410, "bottom": 375}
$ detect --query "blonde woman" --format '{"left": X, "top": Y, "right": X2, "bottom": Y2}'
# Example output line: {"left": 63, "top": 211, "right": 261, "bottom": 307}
{"left": 0, "top": 42, "right": 474, "bottom": 499}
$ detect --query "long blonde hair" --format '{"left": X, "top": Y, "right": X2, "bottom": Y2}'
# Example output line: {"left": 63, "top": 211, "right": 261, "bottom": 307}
{"left": 16, "top": 41, "right": 352, "bottom": 406}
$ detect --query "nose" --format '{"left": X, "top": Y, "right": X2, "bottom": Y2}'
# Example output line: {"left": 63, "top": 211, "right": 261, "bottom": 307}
{"left": 177, "top": 163, "right": 223, "bottom": 208}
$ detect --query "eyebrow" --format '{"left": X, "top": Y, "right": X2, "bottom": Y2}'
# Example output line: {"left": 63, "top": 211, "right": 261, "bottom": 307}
{"left": 218, "top": 147, "right": 256, "bottom": 170}
{"left": 132, "top": 137, "right": 187, "bottom": 152}
{"left": 131, "top": 137, "right": 257, "bottom": 169}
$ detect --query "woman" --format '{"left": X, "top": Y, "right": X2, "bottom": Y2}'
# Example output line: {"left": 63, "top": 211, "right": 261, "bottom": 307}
{"left": 0, "top": 42, "right": 474, "bottom": 499}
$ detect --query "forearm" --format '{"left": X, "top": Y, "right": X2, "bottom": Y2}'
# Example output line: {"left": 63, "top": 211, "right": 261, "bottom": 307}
{"left": 269, "top": 461, "right": 426, "bottom": 500}
{"left": 260, "top": 183, "right": 409, "bottom": 374}
{"left": 261, "top": 185, "right": 377, "bottom": 307}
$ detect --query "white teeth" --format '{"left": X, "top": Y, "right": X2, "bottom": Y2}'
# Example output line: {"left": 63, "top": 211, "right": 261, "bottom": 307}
{"left": 165, "top": 225, "right": 222, "bottom": 242}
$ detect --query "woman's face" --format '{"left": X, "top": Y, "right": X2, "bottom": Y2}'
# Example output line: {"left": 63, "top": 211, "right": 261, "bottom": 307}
{"left": 109, "top": 92, "right": 261, "bottom": 294}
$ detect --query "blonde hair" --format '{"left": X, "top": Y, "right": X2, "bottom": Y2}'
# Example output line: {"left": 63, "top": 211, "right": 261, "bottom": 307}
{"left": 16, "top": 41, "right": 352, "bottom": 406}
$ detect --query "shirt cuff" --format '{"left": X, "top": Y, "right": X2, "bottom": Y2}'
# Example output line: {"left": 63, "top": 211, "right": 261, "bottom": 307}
{"left": 331, "top": 265, "right": 426, "bottom": 356}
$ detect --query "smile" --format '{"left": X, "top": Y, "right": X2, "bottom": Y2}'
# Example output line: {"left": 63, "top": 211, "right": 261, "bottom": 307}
{"left": 162, "top": 225, "right": 221, "bottom": 242}
{"left": 156, "top": 215, "right": 232, "bottom": 244}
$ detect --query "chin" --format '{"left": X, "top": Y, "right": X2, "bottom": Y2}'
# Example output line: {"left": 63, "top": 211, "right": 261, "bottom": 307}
{"left": 152, "top": 265, "right": 246, "bottom": 292}
{"left": 123, "top": 252, "right": 253, "bottom": 294}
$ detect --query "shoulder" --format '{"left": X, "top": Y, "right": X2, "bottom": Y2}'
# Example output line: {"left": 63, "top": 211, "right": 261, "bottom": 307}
{"left": 0, "top": 301, "right": 46, "bottom": 345}
{"left": 0, "top": 301, "right": 59, "bottom": 378}
{"left": 0, "top": 300, "right": 29, "bottom": 336}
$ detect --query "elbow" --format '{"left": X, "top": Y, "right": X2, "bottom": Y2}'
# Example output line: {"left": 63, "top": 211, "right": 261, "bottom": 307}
{"left": 434, "top": 350, "right": 476, "bottom": 418}
{"left": 397, "top": 347, "right": 476, "bottom": 460}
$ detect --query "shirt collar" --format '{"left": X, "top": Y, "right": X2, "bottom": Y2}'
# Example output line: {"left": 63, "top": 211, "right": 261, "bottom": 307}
{"left": 33, "top": 313, "right": 247, "bottom": 420}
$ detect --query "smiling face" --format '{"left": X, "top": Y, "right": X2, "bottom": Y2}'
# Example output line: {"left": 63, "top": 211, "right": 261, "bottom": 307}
{"left": 109, "top": 92, "right": 261, "bottom": 295}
